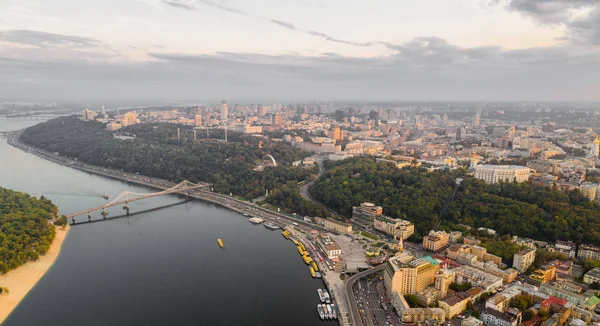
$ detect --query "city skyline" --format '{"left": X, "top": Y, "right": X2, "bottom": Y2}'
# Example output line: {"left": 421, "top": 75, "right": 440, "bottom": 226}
{"left": 1, "top": 0, "right": 600, "bottom": 101}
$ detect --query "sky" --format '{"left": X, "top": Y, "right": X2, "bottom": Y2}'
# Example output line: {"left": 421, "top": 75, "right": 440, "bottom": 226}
{"left": 1, "top": 0, "right": 600, "bottom": 102}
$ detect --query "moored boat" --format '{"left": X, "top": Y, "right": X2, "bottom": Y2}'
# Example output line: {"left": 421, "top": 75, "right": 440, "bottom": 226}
{"left": 326, "top": 304, "right": 333, "bottom": 319}
{"left": 311, "top": 261, "right": 319, "bottom": 271}
{"left": 302, "top": 255, "right": 312, "bottom": 264}
{"left": 282, "top": 230, "right": 291, "bottom": 239}
{"left": 292, "top": 239, "right": 299, "bottom": 245}
{"left": 318, "top": 289, "right": 325, "bottom": 303}
{"left": 324, "top": 291, "right": 331, "bottom": 303}
{"left": 243, "top": 213, "right": 250, "bottom": 217}
{"left": 310, "top": 267, "right": 316, "bottom": 278}
{"left": 315, "top": 271, "right": 322, "bottom": 279}
{"left": 331, "top": 304, "right": 337, "bottom": 319}
{"left": 263, "top": 222, "right": 279, "bottom": 230}
{"left": 317, "top": 305, "right": 325, "bottom": 320}
{"left": 249, "top": 217, "right": 264, "bottom": 224}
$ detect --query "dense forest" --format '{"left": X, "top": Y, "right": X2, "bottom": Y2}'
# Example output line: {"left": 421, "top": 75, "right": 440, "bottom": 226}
{"left": 21, "top": 116, "right": 313, "bottom": 199}
{"left": 310, "top": 157, "right": 600, "bottom": 245}
{"left": 0, "top": 187, "right": 58, "bottom": 274}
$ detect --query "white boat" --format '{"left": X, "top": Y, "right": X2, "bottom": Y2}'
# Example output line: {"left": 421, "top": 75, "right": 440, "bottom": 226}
{"left": 248, "top": 217, "right": 264, "bottom": 224}
{"left": 243, "top": 213, "right": 250, "bottom": 217}
{"left": 326, "top": 304, "right": 333, "bottom": 319}
{"left": 317, "top": 304, "right": 325, "bottom": 320}
{"left": 318, "top": 289, "right": 325, "bottom": 303}
{"left": 331, "top": 304, "right": 337, "bottom": 319}
{"left": 324, "top": 291, "right": 331, "bottom": 303}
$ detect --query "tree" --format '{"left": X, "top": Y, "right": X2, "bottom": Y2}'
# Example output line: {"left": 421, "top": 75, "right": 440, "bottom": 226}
{"left": 404, "top": 295, "right": 419, "bottom": 308}
{"left": 510, "top": 295, "right": 534, "bottom": 311}
{"left": 523, "top": 309, "right": 534, "bottom": 321}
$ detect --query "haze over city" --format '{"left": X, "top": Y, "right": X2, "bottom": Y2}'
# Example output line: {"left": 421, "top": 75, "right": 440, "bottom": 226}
{"left": 1, "top": 0, "right": 600, "bottom": 102}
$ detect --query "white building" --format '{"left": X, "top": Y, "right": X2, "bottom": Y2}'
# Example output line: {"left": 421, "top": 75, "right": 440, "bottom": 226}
{"left": 474, "top": 165, "right": 530, "bottom": 184}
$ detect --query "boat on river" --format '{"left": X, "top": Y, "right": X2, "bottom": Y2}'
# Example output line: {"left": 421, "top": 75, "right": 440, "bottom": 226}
{"left": 217, "top": 239, "right": 224, "bottom": 248}
{"left": 309, "top": 267, "right": 316, "bottom": 278}
{"left": 249, "top": 217, "right": 263, "bottom": 224}
{"left": 263, "top": 222, "right": 279, "bottom": 230}
{"left": 331, "top": 304, "right": 337, "bottom": 319}
{"left": 317, "top": 305, "right": 325, "bottom": 320}
{"left": 326, "top": 304, "right": 333, "bottom": 319}
{"left": 323, "top": 291, "right": 331, "bottom": 303}
{"left": 318, "top": 289, "right": 325, "bottom": 303}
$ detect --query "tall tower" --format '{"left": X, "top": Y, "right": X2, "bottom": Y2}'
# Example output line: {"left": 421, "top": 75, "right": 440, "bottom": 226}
{"left": 470, "top": 153, "right": 478, "bottom": 170}
{"left": 221, "top": 100, "right": 228, "bottom": 121}
{"left": 593, "top": 136, "right": 600, "bottom": 158}
{"left": 435, "top": 269, "right": 455, "bottom": 299}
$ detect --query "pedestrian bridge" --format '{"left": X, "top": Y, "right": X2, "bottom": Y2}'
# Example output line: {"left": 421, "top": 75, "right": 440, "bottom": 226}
{"left": 67, "top": 180, "right": 209, "bottom": 223}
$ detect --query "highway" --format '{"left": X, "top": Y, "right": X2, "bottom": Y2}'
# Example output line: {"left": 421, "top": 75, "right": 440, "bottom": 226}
{"left": 345, "top": 264, "right": 385, "bottom": 326}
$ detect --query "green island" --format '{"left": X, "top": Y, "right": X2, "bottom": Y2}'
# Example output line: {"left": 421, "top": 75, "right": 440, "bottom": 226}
{"left": 0, "top": 187, "right": 63, "bottom": 274}
{"left": 309, "top": 157, "right": 600, "bottom": 245}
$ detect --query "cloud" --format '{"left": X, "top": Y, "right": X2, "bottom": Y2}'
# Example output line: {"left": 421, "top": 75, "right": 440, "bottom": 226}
{"left": 2, "top": 36, "right": 600, "bottom": 102}
{"left": 487, "top": 0, "right": 600, "bottom": 45}
{"left": 160, "top": 1, "right": 376, "bottom": 47}
{"left": 507, "top": 0, "right": 598, "bottom": 24}
{"left": 196, "top": 0, "right": 246, "bottom": 14}
{"left": 0, "top": 30, "right": 100, "bottom": 48}
{"left": 161, "top": 0, "right": 196, "bottom": 10}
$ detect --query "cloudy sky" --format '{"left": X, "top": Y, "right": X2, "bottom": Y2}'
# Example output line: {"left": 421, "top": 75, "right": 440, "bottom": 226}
{"left": 1, "top": 0, "right": 599, "bottom": 102}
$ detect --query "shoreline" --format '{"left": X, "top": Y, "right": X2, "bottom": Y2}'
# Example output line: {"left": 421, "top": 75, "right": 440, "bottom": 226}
{"left": 0, "top": 224, "right": 70, "bottom": 324}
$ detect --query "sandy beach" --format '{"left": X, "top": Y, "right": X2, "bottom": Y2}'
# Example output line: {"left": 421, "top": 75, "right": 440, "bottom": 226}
{"left": 0, "top": 224, "right": 70, "bottom": 324}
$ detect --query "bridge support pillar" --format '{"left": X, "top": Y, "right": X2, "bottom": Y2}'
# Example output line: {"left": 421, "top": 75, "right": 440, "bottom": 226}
{"left": 71, "top": 218, "right": 75, "bottom": 225}
{"left": 88, "top": 214, "right": 91, "bottom": 222}
{"left": 101, "top": 209, "right": 108, "bottom": 220}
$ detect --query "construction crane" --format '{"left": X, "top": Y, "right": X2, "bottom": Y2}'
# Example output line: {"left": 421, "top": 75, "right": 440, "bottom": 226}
{"left": 434, "top": 178, "right": 463, "bottom": 231}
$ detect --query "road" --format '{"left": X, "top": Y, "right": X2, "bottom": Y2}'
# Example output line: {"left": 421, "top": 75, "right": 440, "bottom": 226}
{"left": 345, "top": 264, "right": 385, "bottom": 326}
{"left": 299, "top": 157, "right": 344, "bottom": 218}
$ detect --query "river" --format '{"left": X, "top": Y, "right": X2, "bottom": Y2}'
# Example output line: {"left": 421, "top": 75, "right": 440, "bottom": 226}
{"left": 0, "top": 119, "right": 328, "bottom": 325}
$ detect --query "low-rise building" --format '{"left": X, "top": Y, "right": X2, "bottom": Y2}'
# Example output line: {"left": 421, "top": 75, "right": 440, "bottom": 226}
{"left": 438, "top": 291, "right": 471, "bottom": 319}
{"left": 481, "top": 308, "right": 522, "bottom": 326}
{"left": 316, "top": 234, "right": 342, "bottom": 259}
{"left": 531, "top": 265, "right": 557, "bottom": 284}
{"left": 323, "top": 218, "right": 353, "bottom": 234}
{"left": 390, "top": 292, "right": 446, "bottom": 323}
{"left": 352, "top": 202, "right": 382, "bottom": 229}
{"left": 454, "top": 265, "right": 503, "bottom": 292}
{"left": 373, "top": 216, "right": 414, "bottom": 240}
{"left": 461, "top": 316, "right": 484, "bottom": 326}
{"left": 416, "top": 287, "right": 438, "bottom": 307}
{"left": 513, "top": 248, "right": 536, "bottom": 273}
{"left": 583, "top": 267, "right": 600, "bottom": 285}
{"left": 474, "top": 164, "right": 530, "bottom": 184}
{"left": 553, "top": 240, "right": 577, "bottom": 258}
{"left": 578, "top": 244, "right": 600, "bottom": 261}
{"left": 486, "top": 293, "right": 508, "bottom": 312}
{"left": 423, "top": 230, "right": 449, "bottom": 252}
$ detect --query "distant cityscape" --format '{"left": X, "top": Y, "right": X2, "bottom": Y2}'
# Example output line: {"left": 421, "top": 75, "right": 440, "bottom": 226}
{"left": 5, "top": 100, "right": 600, "bottom": 326}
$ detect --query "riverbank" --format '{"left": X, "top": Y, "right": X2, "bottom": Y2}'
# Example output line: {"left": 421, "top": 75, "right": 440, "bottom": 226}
{"left": 0, "top": 224, "right": 70, "bottom": 324}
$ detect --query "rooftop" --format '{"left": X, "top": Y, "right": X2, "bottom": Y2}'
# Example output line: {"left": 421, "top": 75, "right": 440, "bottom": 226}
{"left": 439, "top": 291, "right": 470, "bottom": 306}
{"left": 585, "top": 267, "right": 600, "bottom": 279}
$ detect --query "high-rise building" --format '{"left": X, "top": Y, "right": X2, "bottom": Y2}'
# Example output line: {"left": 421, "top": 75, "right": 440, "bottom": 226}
{"left": 513, "top": 248, "right": 536, "bottom": 273}
{"left": 474, "top": 165, "right": 530, "bottom": 184}
{"left": 328, "top": 126, "right": 344, "bottom": 141}
{"left": 334, "top": 110, "right": 345, "bottom": 122}
{"left": 473, "top": 112, "right": 481, "bottom": 126}
{"left": 221, "top": 100, "right": 228, "bottom": 121}
{"left": 80, "top": 109, "right": 96, "bottom": 121}
{"left": 352, "top": 202, "right": 383, "bottom": 229}
{"left": 122, "top": 111, "right": 138, "bottom": 126}
{"left": 257, "top": 105, "right": 267, "bottom": 117}
{"left": 194, "top": 114, "right": 202, "bottom": 127}
{"left": 272, "top": 113, "right": 282, "bottom": 126}
{"left": 435, "top": 269, "right": 455, "bottom": 299}
{"left": 384, "top": 254, "right": 440, "bottom": 295}
{"left": 369, "top": 110, "right": 380, "bottom": 126}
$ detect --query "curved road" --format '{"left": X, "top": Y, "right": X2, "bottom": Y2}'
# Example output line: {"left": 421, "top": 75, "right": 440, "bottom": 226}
{"left": 300, "top": 158, "right": 344, "bottom": 218}
{"left": 345, "top": 264, "right": 385, "bottom": 326}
